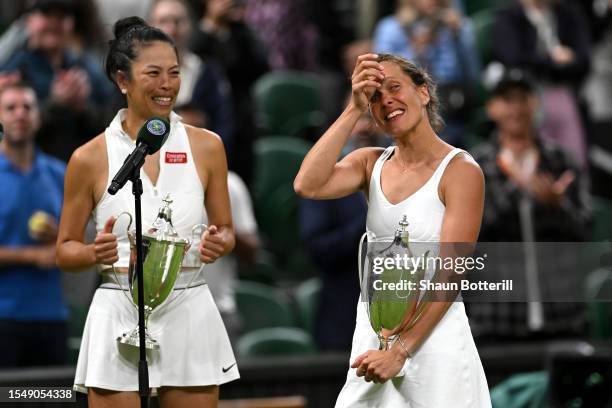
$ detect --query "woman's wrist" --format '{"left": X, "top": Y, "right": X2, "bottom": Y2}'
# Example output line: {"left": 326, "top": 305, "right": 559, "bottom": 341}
{"left": 394, "top": 335, "right": 413, "bottom": 360}
{"left": 345, "top": 101, "right": 366, "bottom": 116}
{"left": 87, "top": 243, "right": 99, "bottom": 265}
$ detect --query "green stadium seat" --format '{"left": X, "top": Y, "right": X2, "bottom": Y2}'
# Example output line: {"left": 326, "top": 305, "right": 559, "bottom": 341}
{"left": 67, "top": 303, "right": 88, "bottom": 364}
{"left": 592, "top": 197, "right": 612, "bottom": 241}
{"left": 252, "top": 137, "right": 314, "bottom": 276}
{"left": 294, "top": 277, "right": 322, "bottom": 335}
{"left": 237, "top": 327, "right": 317, "bottom": 357}
{"left": 239, "top": 259, "right": 281, "bottom": 286}
{"left": 253, "top": 136, "right": 312, "bottom": 200}
{"left": 490, "top": 371, "right": 548, "bottom": 408}
{"left": 235, "top": 281, "right": 295, "bottom": 334}
{"left": 471, "top": 8, "right": 496, "bottom": 66}
{"left": 253, "top": 71, "right": 325, "bottom": 138}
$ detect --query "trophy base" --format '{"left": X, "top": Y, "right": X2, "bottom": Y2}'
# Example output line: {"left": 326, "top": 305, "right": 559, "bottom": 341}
{"left": 117, "top": 327, "right": 160, "bottom": 350}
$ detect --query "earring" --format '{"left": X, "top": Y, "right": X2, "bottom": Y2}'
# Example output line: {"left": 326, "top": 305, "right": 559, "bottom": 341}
{"left": 121, "top": 89, "right": 127, "bottom": 95}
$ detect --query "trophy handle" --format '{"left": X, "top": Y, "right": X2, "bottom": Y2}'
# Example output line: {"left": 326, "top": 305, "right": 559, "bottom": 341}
{"left": 109, "top": 212, "right": 138, "bottom": 310}
{"left": 149, "top": 223, "right": 209, "bottom": 315}
{"left": 190, "top": 223, "right": 208, "bottom": 251}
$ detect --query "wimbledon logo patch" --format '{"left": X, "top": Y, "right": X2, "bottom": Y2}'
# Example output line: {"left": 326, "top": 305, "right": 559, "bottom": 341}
{"left": 147, "top": 119, "right": 166, "bottom": 136}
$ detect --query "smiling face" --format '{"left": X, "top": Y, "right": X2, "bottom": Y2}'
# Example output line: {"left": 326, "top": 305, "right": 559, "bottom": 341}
{"left": 412, "top": 0, "right": 446, "bottom": 16}
{"left": 118, "top": 41, "right": 180, "bottom": 118}
{"left": 369, "top": 61, "right": 431, "bottom": 138}
{"left": 26, "top": 9, "right": 74, "bottom": 53}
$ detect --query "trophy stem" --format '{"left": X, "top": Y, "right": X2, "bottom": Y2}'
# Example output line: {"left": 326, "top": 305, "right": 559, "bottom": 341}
{"left": 116, "top": 305, "right": 159, "bottom": 350}
{"left": 377, "top": 334, "right": 398, "bottom": 351}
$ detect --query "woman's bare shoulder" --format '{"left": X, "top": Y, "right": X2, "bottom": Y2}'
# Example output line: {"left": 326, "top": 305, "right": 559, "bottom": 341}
{"left": 67, "top": 132, "right": 107, "bottom": 174}
{"left": 184, "top": 124, "right": 224, "bottom": 154}
{"left": 446, "top": 151, "right": 483, "bottom": 178}
{"left": 442, "top": 151, "right": 484, "bottom": 195}
{"left": 355, "top": 146, "right": 388, "bottom": 174}
{"left": 345, "top": 146, "right": 387, "bottom": 164}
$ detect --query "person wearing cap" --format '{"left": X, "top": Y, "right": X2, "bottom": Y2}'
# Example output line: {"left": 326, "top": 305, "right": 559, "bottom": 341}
{"left": 491, "top": 0, "right": 591, "bottom": 167}
{"left": 475, "top": 67, "right": 590, "bottom": 243}
{"left": 0, "top": 0, "right": 112, "bottom": 163}
{"left": 469, "top": 67, "right": 591, "bottom": 339}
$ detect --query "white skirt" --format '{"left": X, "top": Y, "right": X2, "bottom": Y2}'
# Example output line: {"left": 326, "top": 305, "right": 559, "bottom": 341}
{"left": 74, "top": 280, "right": 239, "bottom": 393}
{"left": 335, "top": 301, "right": 491, "bottom": 408}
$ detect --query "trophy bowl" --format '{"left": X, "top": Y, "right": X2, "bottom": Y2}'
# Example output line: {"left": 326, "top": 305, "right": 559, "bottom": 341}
{"left": 127, "top": 229, "right": 188, "bottom": 313}
{"left": 112, "top": 195, "right": 206, "bottom": 350}
{"left": 358, "top": 216, "right": 434, "bottom": 351}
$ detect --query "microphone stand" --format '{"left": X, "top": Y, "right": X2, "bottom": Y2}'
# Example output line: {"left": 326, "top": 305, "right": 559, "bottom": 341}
{"left": 130, "top": 167, "right": 150, "bottom": 408}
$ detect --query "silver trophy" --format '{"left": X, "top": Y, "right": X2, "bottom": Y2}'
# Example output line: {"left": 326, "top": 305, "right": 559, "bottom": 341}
{"left": 112, "top": 194, "right": 206, "bottom": 349}
{"left": 358, "top": 216, "right": 433, "bottom": 350}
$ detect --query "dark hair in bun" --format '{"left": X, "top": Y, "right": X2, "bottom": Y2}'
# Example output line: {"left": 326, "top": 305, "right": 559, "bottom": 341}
{"left": 104, "top": 16, "right": 177, "bottom": 89}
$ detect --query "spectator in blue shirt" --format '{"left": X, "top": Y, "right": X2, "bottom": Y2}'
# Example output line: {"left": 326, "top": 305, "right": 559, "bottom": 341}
{"left": 0, "top": 81, "right": 68, "bottom": 367}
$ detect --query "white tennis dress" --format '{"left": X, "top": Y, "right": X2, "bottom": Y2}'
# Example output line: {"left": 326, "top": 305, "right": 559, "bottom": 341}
{"left": 335, "top": 147, "right": 491, "bottom": 407}
{"left": 74, "top": 110, "right": 239, "bottom": 393}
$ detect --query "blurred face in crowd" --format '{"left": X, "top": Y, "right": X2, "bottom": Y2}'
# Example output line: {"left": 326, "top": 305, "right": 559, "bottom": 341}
{"left": 26, "top": 9, "right": 74, "bottom": 53}
{"left": 149, "top": 0, "right": 192, "bottom": 48}
{"left": 410, "top": 0, "right": 447, "bottom": 16}
{"left": 117, "top": 41, "right": 181, "bottom": 119}
{"left": 368, "top": 61, "right": 430, "bottom": 138}
{"left": 206, "top": 0, "right": 245, "bottom": 24}
{"left": 0, "top": 87, "right": 40, "bottom": 147}
{"left": 487, "top": 87, "right": 538, "bottom": 138}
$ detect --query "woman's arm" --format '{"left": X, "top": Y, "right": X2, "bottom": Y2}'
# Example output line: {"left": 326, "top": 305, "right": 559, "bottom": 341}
{"left": 294, "top": 54, "right": 384, "bottom": 200}
{"left": 188, "top": 126, "right": 235, "bottom": 263}
{"left": 353, "top": 154, "right": 485, "bottom": 383}
{"left": 56, "top": 138, "right": 118, "bottom": 272}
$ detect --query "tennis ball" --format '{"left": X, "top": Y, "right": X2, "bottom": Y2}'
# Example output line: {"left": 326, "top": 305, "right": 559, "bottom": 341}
{"left": 28, "top": 211, "right": 50, "bottom": 234}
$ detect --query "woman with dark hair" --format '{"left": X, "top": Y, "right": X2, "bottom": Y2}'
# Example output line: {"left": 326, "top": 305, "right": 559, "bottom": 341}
{"left": 294, "top": 53, "right": 490, "bottom": 407}
{"left": 56, "top": 16, "right": 238, "bottom": 407}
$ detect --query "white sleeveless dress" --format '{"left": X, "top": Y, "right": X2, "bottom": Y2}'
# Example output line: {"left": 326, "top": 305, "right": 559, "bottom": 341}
{"left": 74, "top": 110, "right": 239, "bottom": 393}
{"left": 335, "top": 147, "right": 491, "bottom": 407}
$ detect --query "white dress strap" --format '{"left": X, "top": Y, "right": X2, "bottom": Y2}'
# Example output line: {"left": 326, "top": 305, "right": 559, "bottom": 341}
{"left": 428, "top": 148, "right": 468, "bottom": 187}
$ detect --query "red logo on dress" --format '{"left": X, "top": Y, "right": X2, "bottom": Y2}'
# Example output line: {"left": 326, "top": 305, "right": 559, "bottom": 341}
{"left": 165, "top": 152, "right": 187, "bottom": 163}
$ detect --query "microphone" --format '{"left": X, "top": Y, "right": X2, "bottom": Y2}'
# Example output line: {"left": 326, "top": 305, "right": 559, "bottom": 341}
{"left": 107, "top": 116, "right": 170, "bottom": 195}
{"left": 0, "top": 123, "right": 4, "bottom": 141}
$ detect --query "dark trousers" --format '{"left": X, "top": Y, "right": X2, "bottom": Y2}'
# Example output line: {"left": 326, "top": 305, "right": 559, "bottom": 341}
{"left": 0, "top": 320, "right": 68, "bottom": 367}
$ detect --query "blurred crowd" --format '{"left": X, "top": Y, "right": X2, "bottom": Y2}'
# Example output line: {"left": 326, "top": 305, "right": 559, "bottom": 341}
{"left": 0, "top": 0, "right": 611, "bottom": 388}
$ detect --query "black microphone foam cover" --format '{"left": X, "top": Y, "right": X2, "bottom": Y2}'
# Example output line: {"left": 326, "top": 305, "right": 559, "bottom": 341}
{"left": 136, "top": 116, "right": 170, "bottom": 154}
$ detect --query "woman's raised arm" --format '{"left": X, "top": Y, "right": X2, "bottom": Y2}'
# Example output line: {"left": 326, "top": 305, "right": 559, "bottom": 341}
{"left": 294, "top": 54, "right": 385, "bottom": 200}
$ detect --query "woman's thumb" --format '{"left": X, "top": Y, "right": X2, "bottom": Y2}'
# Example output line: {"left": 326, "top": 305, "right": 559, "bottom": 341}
{"left": 103, "top": 216, "right": 116, "bottom": 234}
